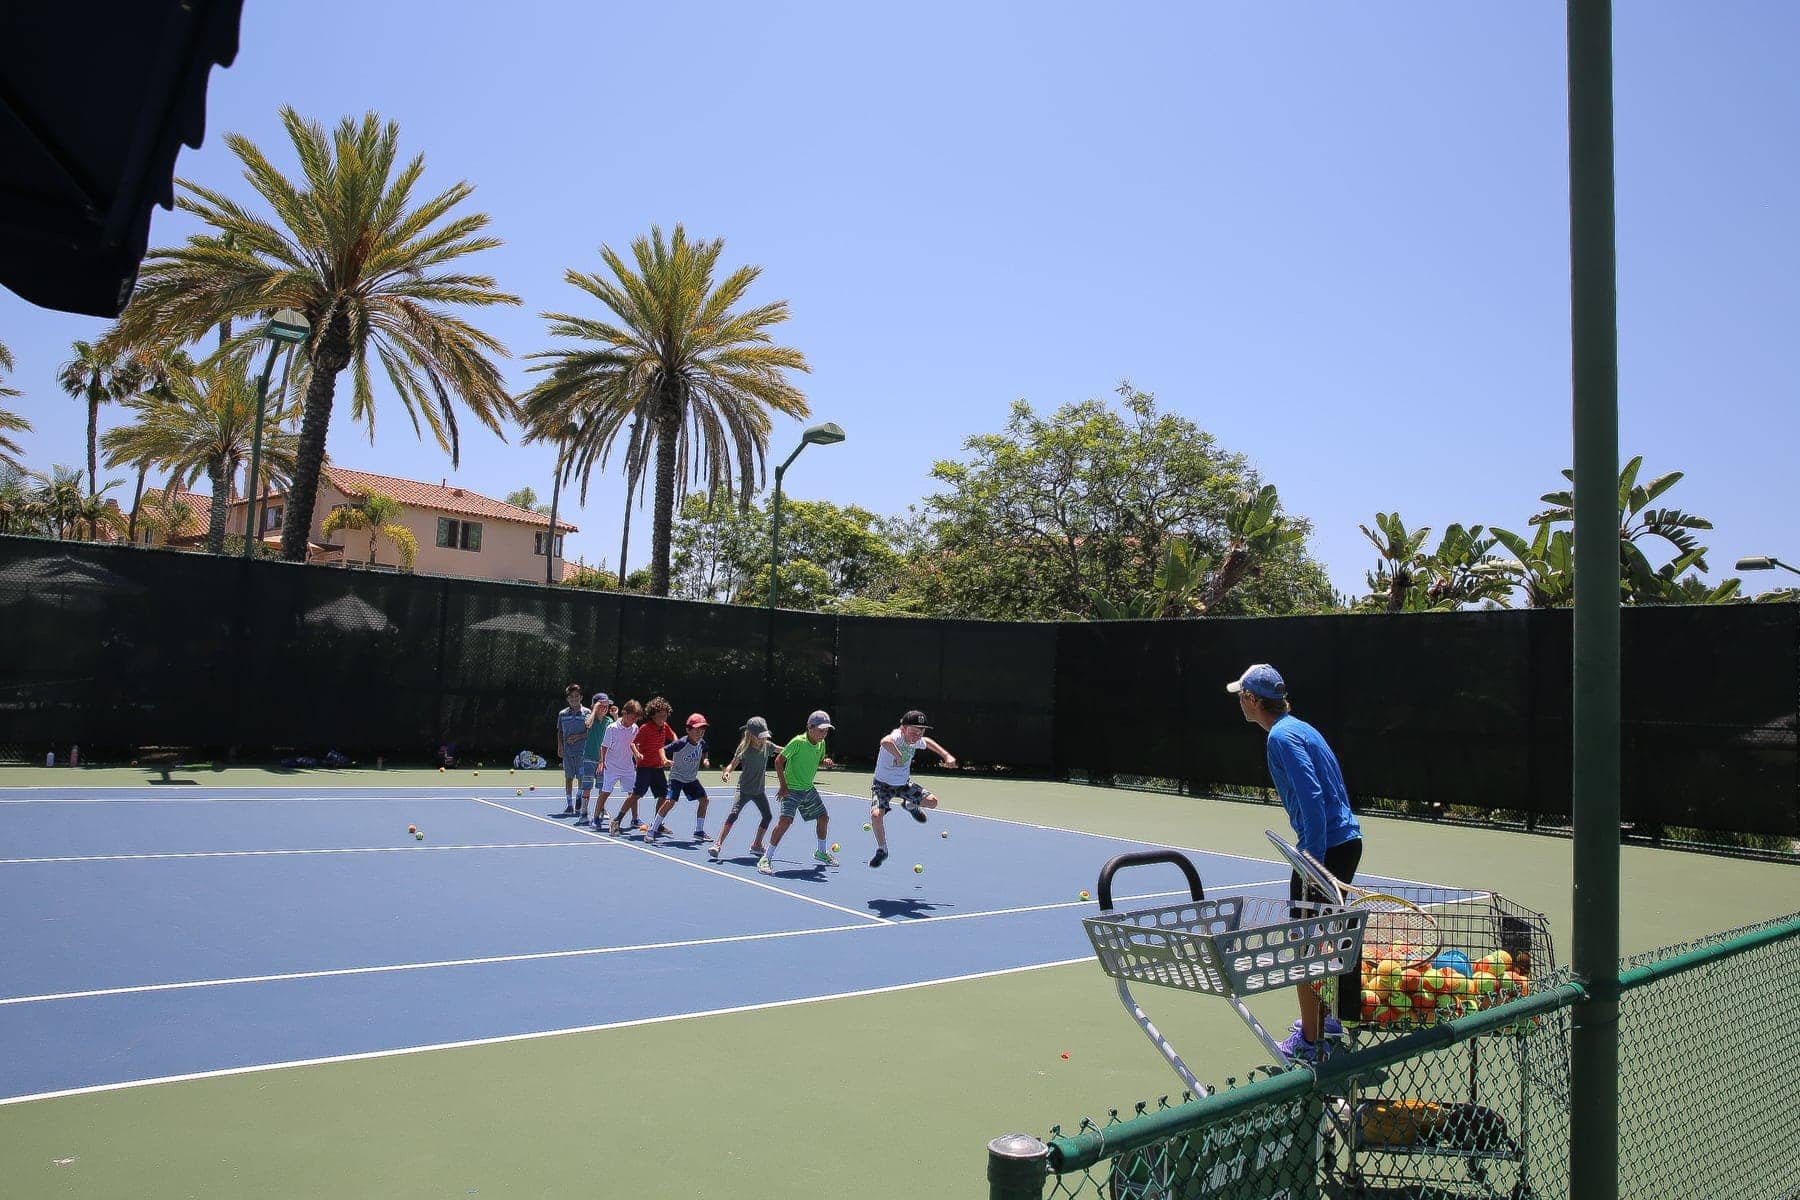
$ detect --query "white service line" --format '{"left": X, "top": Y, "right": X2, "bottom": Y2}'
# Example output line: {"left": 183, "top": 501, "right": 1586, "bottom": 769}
{"left": 0, "top": 794, "right": 476, "bottom": 805}
{"left": 0, "top": 955, "right": 1093, "bottom": 1107}
{"left": 0, "top": 841, "right": 614, "bottom": 866}
{"left": 0, "top": 885, "right": 1205, "bottom": 1008}
{"left": 467, "top": 795, "right": 889, "bottom": 926}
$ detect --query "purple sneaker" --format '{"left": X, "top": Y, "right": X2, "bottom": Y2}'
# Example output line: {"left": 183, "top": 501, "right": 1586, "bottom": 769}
{"left": 1276, "top": 1029, "right": 1330, "bottom": 1063}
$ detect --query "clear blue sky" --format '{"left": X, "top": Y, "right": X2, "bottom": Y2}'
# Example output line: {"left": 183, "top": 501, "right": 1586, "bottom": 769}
{"left": 3, "top": 2, "right": 1795, "bottom": 596}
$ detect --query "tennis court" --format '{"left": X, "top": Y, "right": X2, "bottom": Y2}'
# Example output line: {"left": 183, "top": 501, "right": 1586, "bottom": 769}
{"left": 1, "top": 771, "right": 1793, "bottom": 1199}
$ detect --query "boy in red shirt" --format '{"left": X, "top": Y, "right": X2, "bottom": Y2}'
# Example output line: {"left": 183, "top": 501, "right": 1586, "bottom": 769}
{"left": 620, "top": 697, "right": 675, "bottom": 838}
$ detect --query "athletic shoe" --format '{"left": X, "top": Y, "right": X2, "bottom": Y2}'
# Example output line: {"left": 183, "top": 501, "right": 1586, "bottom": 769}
{"left": 1276, "top": 1030, "right": 1330, "bottom": 1063}
{"left": 692, "top": 829, "right": 706, "bottom": 842}
{"left": 748, "top": 844, "right": 767, "bottom": 855}
{"left": 707, "top": 845, "right": 720, "bottom": 861}
{"left": 607, "top": 817, "right": 621, "bottom": 836}
{"left": 595, "top": 811, "right": 608, "bottom": 828}
{"left": 756, "top": 855, "right": 774, "bottom": 875}
{"left": 870, "top": 847, "right": 889, "bottom": 868}
{"left": 1290, "top": 1016, "right": 1347, "bottom": 1041}
{"left": 903, "top": 798, "right": 927, "bottom": 824}
{"left": 573, "top": 818, "right": 590, "bottom": 829}
{"left": 560, "top": 806, "right": 576, "bottom": 817}
{"left": 644, "top": 825, "right": 663, "bottom": 841}
{"left": 813, "top": 849, "right": 838, "bottom": 867}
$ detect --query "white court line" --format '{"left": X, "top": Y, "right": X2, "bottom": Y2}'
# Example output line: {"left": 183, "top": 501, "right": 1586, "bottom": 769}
{"left": 0, "top": 884, "right": 1218, "bottom": 1008}
{"left": 466, "top": 796, "right": 889, "bottom": 926}
{"left": 0, "top": 840, "right": 613, "bottom": 866}
{"left": 0, "top": 954, "right": 1093, "bottom": 1107}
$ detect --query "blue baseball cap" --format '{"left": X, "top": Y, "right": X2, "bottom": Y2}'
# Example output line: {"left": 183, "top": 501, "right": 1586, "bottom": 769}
{"left": 1226, "top": 664, "right": 1287, "bottom": 701}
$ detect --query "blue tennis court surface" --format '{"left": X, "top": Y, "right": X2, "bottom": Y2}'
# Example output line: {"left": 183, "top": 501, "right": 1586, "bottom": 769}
{"left": 0, "top": 784, "right": 1426, "bottom": 1104}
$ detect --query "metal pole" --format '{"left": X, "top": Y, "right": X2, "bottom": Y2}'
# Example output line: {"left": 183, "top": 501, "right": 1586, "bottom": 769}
{"left": 986, "top": 1133, "right": 1048, "bottom": 1200}
{"left": 1567, "top": 3, "right": 1620, "bottom": 1199}
{"left": 768, "top": 463, "right": 787, "bottom": 614}
{"left": 240, "top": 338, "right": 283, "bottom": 559}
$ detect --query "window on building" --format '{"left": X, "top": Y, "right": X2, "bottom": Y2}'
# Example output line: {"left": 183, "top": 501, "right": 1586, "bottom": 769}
{"left": 533, "top": 531, "right": 565, "bottom": 558}
{"left": 436, "top": 517, "right": 483, "bottom": 552}
{"left": 263, "top": 504, "right": 284, "bottom": 532}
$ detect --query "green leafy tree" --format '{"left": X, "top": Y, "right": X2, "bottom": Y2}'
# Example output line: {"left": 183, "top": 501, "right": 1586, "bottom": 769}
{"left": 560, "top": 561, "right": 619, "bottom": 591}
{"left": 0, "top": 464, "right": 43, "bottom": 535}
{"left": 1530, "top": 455, "right": 1721, "bottom": 603}
{"left": 1202, "top": 485, "right": 1306, "bottom": 612}
{"left": 320, "top": 489, "right": 418, "bottom": 570}
{"left": 113, "top": 107, "right": 521, "bottom": 562}
{"left": 1419, "top": 523, "right": 1511, "bottom": 609}
{"left": 915, "top": 384, "right": 1321, "bottom": 620}
{"left": 100, "top": 361, "right": 300, "bottom": 553}
{"left": 668, "top": 492, "right": 905, "bottom": 609}
{"left": 520, "top": 225, "right": 811, "bottom": 595}
{"left": 1359, "top": 512, "right": 1433, "bottom": 612}
{"left": 133, "top": 486, "right": 202, "bottom": 546}
{"left": 1486, "top": 523, "right": 1576, "bottom": 609}
{"left": 504, "top": 486, "right": 552, "bottom": 516}
{"left": 0, "top": 339, "right": 30, "bottom": 472}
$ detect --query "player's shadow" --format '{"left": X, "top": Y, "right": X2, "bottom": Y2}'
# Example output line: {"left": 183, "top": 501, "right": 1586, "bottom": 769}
{"left": 866, "top": 897, "right": 955, "bottom": 920}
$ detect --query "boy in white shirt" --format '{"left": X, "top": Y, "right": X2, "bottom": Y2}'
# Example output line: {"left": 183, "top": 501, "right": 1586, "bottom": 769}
{"left": 867, "top": 709, "right": 956, "bottom": 868}
{"left": 595, "top": 700, "right": 642, "bottom": 835}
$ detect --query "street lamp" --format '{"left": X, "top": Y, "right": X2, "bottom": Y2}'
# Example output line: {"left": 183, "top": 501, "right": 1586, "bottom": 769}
{"left": 241, "top": 308, "right": 310, "bottom": 558}
{"left": 1735, "top": 556, "right": 1800, "bottom": 577}
{"left": 767, "top": 421, "right": 846, "bottom": 612}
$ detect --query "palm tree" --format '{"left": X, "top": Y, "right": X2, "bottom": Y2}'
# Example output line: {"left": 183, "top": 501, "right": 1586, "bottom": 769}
{"left": 320, "top": 489, "right": 418, "bottom": 570}
{"left": 0, "top": 465, "right": 42, "bottom": 535}
{"left": 112, "top": 107, "right": 521, "bottom": 562}
{"left": 31, "top": 465, "right": 92, "bottom": 540}
{"left": 1203, "top": 484, "right": 1304, "bottom": 612}
{"left": 0, "top": 339, "right": 31, "bottom": 472}
{"left": 57, "top": 340, "right": 138, "bottom": 494}
{"left": 97, "top": 342, "right": 195, "bottom": 543}
{"left": 1359, "top": 512, "right": 1432, "bottom": 612}
{"left": 134, "top": 483, "right": 202, "bottom": 546}
{"left": 100, "top": 361, "right": 300, "bottom": 553}
{"left": 521, "top": 225, "right": 811, "bottom": 595}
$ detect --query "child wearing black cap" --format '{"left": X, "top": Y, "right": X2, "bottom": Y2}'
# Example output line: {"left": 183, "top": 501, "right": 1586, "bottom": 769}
{"left": 867, "top": 709, "right": 957, "bottom": 868}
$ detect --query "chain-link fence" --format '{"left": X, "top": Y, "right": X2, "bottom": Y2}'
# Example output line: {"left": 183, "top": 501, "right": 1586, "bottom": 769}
{"left": 988, "top": 913, "right": 1800, "bottom": 1200}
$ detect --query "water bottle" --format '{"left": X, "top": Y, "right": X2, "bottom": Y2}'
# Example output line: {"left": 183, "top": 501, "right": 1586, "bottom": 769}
{"left": 45, "top": 750, "right": 55, "bottom": 767}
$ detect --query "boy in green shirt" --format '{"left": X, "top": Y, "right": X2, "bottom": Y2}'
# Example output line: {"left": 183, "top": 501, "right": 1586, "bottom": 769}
{"left": 574, "top": 691, "right": 613, "bottom": 827}
{"left": 759, "top": 710, "right": 837, "bottom": 874}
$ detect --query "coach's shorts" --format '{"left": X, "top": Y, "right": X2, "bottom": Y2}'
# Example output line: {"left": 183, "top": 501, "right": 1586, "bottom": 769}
{"left": 728, "top": 791, "right": 772, "bottom": 825}
{"left": 779, "top": 786, "right": 826, "bottom": 822}
{"left": 871, "top": 779, "right": 927, "bottom": 813}
{"left": 578, "top": 758, "right": 598, "bottom": 789}
{"left": 598, "top": 763, "right": 634, "bottom": 796}
{"left": 1287, "top": 837, "right": 1363, "bottom": 911}
{"left": 666, "top": 777, "right": 708, "bottom": 803}
{"left": 562, "top": 754, "right": 583, "bottom": 782}
{"left": 630, "top": 766, "right": 668, "bottom": 799}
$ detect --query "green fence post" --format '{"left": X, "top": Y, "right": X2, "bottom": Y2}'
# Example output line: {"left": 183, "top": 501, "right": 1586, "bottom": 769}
{"left": 988, "top": 1132, "right": 1048, "bottom": 1200}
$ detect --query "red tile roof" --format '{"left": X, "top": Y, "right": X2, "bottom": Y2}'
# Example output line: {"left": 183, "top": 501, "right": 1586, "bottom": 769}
{"left": 227, "top": 466, "right": 577, "bottom": 532}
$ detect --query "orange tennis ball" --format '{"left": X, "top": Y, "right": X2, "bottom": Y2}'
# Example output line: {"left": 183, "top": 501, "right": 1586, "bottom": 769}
{"left": 1421, "top": 967, "right": 1445, "bottom": 992}
{"left": 1361, "top": 989, "right": 1380, "bottom": 1022}
{"left": 1399, "top": 968, "right": 1424, "bottom": 993}
{"left": 407, "top": 825, "right": 417, "bottom": 834}
{"left": 1374, "top": 1006, "right": 1401, "bottom": 1026}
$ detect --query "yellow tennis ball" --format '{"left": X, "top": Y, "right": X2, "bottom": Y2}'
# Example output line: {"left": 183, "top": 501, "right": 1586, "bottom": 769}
{"left": 438, "top": 767, "right": 444, "bottom": 773}
{"left": 830, "top": 843, "right": 840, "bottom": 853}
{"left": 473, "top": 771, "right": 479, "bottom": 777}
{"left": 863, "top": 823, "right": 872, "bottom": 831}
{"left": 913, "top": 863, "right": 923, "bottom": 874}
{"left": 1473, "top": 972, "right": 1498, "bottom": 996}
{"left": 940, "top": 830, "right": 948, "bottom": 838}
{"left": 1079, "top": 889, "right": 1091, "bottom": 901}
{"left": 515, "top": 789, "right": 522, "bottom": 796}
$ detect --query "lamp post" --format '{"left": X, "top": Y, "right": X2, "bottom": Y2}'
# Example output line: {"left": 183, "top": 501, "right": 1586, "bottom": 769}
{"left": 767, "top": 421, "right": 845, "bottom": 612}
{"left": 241, "top": 308, "right": 310, "bottom": 558}
{"left": 1735, "top": 555, "right": 1800, "bottom": 578}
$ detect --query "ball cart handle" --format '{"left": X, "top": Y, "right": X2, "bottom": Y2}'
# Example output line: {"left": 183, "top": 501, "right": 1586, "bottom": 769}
{"left": 1095, "top": 850, "right": 1205, "bottom": 911}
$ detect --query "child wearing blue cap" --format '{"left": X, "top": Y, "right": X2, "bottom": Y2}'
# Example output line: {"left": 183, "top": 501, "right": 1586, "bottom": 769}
{"left": 1230, "top": 663, "right": 1364, "bottom": 1063}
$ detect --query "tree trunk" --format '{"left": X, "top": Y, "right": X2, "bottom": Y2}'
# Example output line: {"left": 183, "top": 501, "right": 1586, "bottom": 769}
{"left": 545, "top": 453, "right": 562, "bottom": 587}
{"left": 86, "top": 384, "right": 100, "bottom": 496}
{"left": 206, "top": 458, "right": 228, "bottom": 554}
{"left": 618, "top": 427, "right": 639, "bottom": 588}
{"left": 282, "top": 308, "right": 352, "bottom": 563}
{"left": 648, "top": 400, "right": 681, "bottom": 596}
{"left": 127, "top": 462, "right": 148, "bottom": 545}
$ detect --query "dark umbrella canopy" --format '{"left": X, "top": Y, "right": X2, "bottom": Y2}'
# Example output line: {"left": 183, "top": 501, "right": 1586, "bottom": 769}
{"left": 0, "top": 0, "right": 246, "bottom": 316}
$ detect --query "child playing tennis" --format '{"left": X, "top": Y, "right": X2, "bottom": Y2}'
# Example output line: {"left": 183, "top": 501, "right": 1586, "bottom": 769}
{"left": 555, "top": 684, "right": 590, "bottom": 816}
{"left": 866, "top": 709, "right": 957, "bottom": 868}
{"left": 645, "top": 713, "right": 710, "bottom": 841}
{"left": 573, "top": 691, "right": 612, "bottom": 827}
{"left": 626, "top": 697, "right": 676, "bottom": 838}
{"left": 598, "top": 700, "right": 641, "bottom": 836}
{"left": 759, "top": 710, "right": 837, "bottom": 874}
{"left": 710, "top": 716, "right": 773, "bottom": 862}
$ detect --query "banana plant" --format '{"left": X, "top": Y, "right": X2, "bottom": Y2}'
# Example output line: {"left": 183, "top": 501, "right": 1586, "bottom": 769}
{"left": 1358, "top": 512, "right": 1432, "bottom": 612}
{"left": 1089, "top": 535, "right": 1209, "bottom": 620}
{"left": 1202, "top": 485, "right": 1303, "bottom": 612}
{"left": 1421, "top": 523, "right": 1511, "bottom": 609}
{"left": 1531, "top": 455, "right": 1716, "bottom": 599}
{"left": 1486, "top": 524, "right": 1576, "bottom": 609}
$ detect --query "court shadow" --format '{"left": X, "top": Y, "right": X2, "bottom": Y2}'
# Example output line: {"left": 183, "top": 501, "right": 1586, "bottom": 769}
{"left": 867, "top": 897, "right": 954, "bottom": 920}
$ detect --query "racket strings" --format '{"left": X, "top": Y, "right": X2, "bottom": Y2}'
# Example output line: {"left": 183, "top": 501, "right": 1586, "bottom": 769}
{"left": 1355, "top": 897, "right": 1442, "bottom": 968}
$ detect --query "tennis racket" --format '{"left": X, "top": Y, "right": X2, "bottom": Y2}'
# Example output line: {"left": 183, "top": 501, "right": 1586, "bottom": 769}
{"left": 1265, "top": 830, "right": 1442, "bottom": 969}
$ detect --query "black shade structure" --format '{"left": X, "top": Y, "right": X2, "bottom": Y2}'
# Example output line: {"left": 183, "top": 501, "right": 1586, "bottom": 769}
{"left": 0, "top": 0, "right": 247, "bottom": 316}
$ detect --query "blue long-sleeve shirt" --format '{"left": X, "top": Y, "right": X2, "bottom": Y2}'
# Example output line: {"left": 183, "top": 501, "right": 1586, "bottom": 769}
{"left": 1264, "top": 714, "right": 1361, "bottom": 859}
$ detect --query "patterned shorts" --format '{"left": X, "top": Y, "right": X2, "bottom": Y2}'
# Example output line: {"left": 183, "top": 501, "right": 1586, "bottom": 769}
{"left": 871, "top": 779, "right": 928, "bottom": 813}
{"left": 779, "top": 787, "right": 826, "bottom": 822}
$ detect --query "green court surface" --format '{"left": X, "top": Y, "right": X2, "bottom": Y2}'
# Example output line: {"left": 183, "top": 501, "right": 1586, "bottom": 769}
{"left": 2, "top": 768, "right": 1793, "bottom": 1200}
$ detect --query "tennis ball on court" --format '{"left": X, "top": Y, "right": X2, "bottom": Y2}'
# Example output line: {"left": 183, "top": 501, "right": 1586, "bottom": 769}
{"left": 408, "top": 825, "right": 417, "bottom": 834}
{"left": 529, "top": 785, "right": 536, "bottom": 792}
{"left": 515, "top": 789, "right": 522, "bottom": 796}
{"left": 863, "top": 822, "right": 872, "bottom": 831}
{"left": 1079, "top": 889, "right": 1091, "bottom": 901}
{"left": 940, "top": 830, "right": 948, "bottom": 838}
{"left": 830, "top": 843, "right": 840, "bottom": 853}
{"left": 415, "top": 832, "right": 424, "bottom": 841}
{"left": 509, "top": 768, "right": 515, "bottom": 775}
{"left": 913, "top": 863, "right": 923, "bottom": 874}
{"left": 438, "top": 767, "right": 444, "bottom": 773}
{"left": 473, "top": 771, "right": 480, "bottom": 777}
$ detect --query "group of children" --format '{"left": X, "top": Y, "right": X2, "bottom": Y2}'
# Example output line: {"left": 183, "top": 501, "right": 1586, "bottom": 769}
{"left": 554, "top": 687, "right": 956, "bottom": 875}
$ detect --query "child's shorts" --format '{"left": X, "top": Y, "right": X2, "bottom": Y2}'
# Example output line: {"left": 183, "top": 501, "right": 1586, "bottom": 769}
{"left": 562, "top": 754, "right": 583, "bottom": 782}
{"left": 779, "top": 787, "right": 826, "bottom": 822}
{"left": 578, "top": 758, "right": 598, "bottom": 788}
{"left": 631, "top": 766, "right": 668, "bottom": 799}
{"left": 666, "top": 778, "right": 708, "bottom": 803}
{"left": 598, "top": 763, "right": 634, "bottom": 795}
{"left": 871, "top": 779, "right": 927, "bottom": 813}
{"left": 728, "top": 791, "right": 772, "bottom": 825}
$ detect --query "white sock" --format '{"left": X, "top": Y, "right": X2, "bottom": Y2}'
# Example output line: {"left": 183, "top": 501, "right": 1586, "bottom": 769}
{"left": 817, "top": 837, "right": 828, "bottom": 854}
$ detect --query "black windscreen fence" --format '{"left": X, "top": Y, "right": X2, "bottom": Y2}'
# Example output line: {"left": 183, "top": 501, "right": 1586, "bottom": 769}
{"left": 0, "top": 536, "right": 1793, "bottom": 836}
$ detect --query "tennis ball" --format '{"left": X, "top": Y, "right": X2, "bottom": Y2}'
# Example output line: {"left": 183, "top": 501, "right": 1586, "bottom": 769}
{"left": 414, "top": 832, "right": 424, "bottom": 841}
{"left": 1473, "top": 971, "right": 1498, "bottom": 996}
{"left": 408, "top": 825, "right": 417, "bottom": 834}
{"left": 1361, "top": 989, "right": 1380, "bottom": 1021}
{"left": 1421, "top": 967, "right": 1445, "bottom": 992}
{"left": 1387, "top": 990, "right": 1412, "bottom": 1012}
{"left": 830, "top": 843, "right": 840, "bottom": 853}
{"left": 515, "top": 789, "right": 522, "bottom": 796}
{"left": 913, "top": 863, "right": 923, "bottom": 874}
{"left": 1441, "top": 969, "right": 1469, "bottom": 995}
{"left": 1060, "top": 1051, "right": 1070, "bottom": 1060}
{"left": 1079, "top": 890, "right": 1091, "bottom": 901}
{"left": 509, "top": 768, "right": 515, "bottom": 775}
{"left": 940, "top": 830, "right": 948, "bottom": 838}
{"left": 1411, "top": 990, "right": 1437, "bottom": 1014}
{"left": 473, "top": 771, "right": 479, "bottom": 777}
{"left": 529, "top": 785, "right": 536, "bottom": 792}
{"left": 1399, "top": 968, "right": 1424, "bottom": 993}
{"left": 438, "top": 767, "right": 444, "bottom": 773}
{"left": 1486, "top": 950, "right": 1514, "bottom": 974}
{"left": 863, "top": 822, "right": 872, "bottom": 831}
{"left": 1375, "top": 958, "right": 1400, "bottom": 979}
{"left": 1374, "top": 1006, "right": 1400, "bottom": 1026}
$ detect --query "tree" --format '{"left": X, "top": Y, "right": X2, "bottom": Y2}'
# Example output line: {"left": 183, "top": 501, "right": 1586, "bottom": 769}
{"left": 1202, "top": 485, "right": 1306, "bottom": 612}
{"left": 0, "top": 464, "right": 42, "bottom": 535}
{"left": 133, "top": 485, "right": 202, "bottom": 546}
{"left": 320, "top": 489, "right": 418, "bottom": 570}
{"left": 503, "top": 486, "right": 552, "bottom": 515}
{"left": 1359, "top": 512, "right": 1432, "bottom": 613}
{"left": 667, "top": 492, "right": 906, "bottom": 609}
{"left": 1530, "top": 455, "right": 1720, "bottom": 603}
{"left": 1486, "top": 523, "right": 1575, "bottom": 609}
{"left": 97, "top": 343, "right": 197, "bottom": 544}
{"left": 0, "top": 339, "right": 30, "bottom": 472}
{"left": 113, "top": 107, "right": 521, "bottom": 562}
{"left": 100, "top": 361, "right": 300, "bottom": 553}
{"left": 56, "top": 339, "right": 138, "bottom": 494}
{"left": 520, "top": 224, "right": 811, "bottom": 595}
{"left": 913, "top": 384, "right": 1327, "bottom": 620}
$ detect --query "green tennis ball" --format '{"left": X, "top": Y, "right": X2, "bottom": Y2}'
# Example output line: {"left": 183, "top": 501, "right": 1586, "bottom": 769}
{"left": 414, "top": 832, "right": 424, "bottom": 841}
{"left": 1473, "top": 972, "right": 1498, "bottom": 995}
{"left": 913, "top": 863, "right": 923, "bottom": 874}
{"left": 863, "top": 823, "right": 872, "bottom": 831}
{"left": 830, "top": 843, "right": 840, "bottom": 853}
{"left": 1079, "top": 890, "right": 1091, "bottom": 901}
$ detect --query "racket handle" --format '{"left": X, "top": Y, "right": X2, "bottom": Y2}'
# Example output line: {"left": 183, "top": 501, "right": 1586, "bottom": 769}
{"left": 1096, "top": 851, "right": 1205, "bottom": 911}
